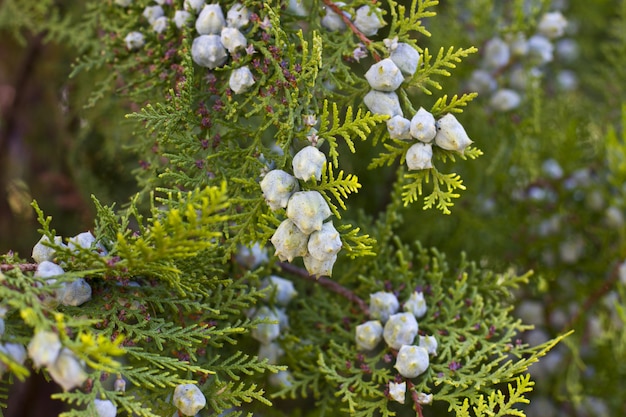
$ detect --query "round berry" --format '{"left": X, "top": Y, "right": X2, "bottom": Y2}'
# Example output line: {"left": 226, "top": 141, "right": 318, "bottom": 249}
{"left": 405, "top": 142, "right": 433, "bottom": 171}
{"left": 394, "top": 345, "right": 429, "bottom": 378}
{"left": 410, "top": 107, "right": 436, "bottom": 143}
{"left": 389, "top": 43, "right": 420, "bottom": 77}
{"left": 383, "top": 312, "right": 418, "bottom": 350}
{"left": 434, "top": 114, "right": 473, "bottom": 153}
{"left": 195, "top": 4, "right": 225, "bottom": 35}
{"left": 369, "top": 291, "right": 399, "bottom": 323}
{"left": 286, "top": 191, "right": 332, "bottom": 235}
{"left": 261, "top": 276, "right": 297, "bottom": 306}
{"left": 292, "top": 146, "right": 326, "bottom": 182}
{"left": 387, "top": 115, "right": 412, "bottom": 140}
{"left": 303, "top": 253, "right": 337, "bottom": 277}
{"left": 28, "top": 330, "right": 62, "bottom": 368}
{"left": 354, "top": 6, "right": 385, "bottom": 36}
{"left": 227, "top": 3, "right": 250, "bottom": 28}
{"left": 94, "top": 399, "right": 117, "bottom": 417}
{"left": 355, "top": 320, "right": 383, "bottom": 351}
{"left": 229, "top": 66, "right": 255, "bottom": 94}
{"left": 307, "top": 221, "right": 342, "bottom": 260}
{"left": 260, "top": 169, "right": 299, "bottom": 211}
{"left": 388, "top": 381, "right": 406, "bottom": 404}
{"left": 173, "top": 384, "right": 206, "bottom": 416}
{"left": 403, "top": 291, "right": 427, "bottom": 318}
{"left": 365, "top": 59, "right": 404, "bottom": 92}
{"left": 47, "top": 348, "right": 87, "bottom": 391}
{"left": 271, "top": 219, "right": 309, "bottom": 262}
{"left": 191, "top": 35, "right": 228, "bottom": 69}
{"left": 363, "top": 90, "right": 403, "bottom": 117}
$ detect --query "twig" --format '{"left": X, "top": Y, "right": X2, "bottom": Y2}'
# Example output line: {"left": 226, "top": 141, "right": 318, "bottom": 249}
{"left": 0, "top": 263, "right": 38, "bottom": 272}
{"left": 277, "top": 261, "right": 369, "bottom": 315}
{"left": 322, "top": 0, "right": 381, "bottom": 61}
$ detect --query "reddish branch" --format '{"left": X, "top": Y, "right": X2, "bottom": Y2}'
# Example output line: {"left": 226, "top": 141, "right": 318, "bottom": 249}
{"left": 278, "top": 261, "right": 369, "bottom": 315}
{"left": 322, "top": 0, "right": 381, "bottom": 61}
{"left": 1, "top": 263, "right": 38, "bottom": 272}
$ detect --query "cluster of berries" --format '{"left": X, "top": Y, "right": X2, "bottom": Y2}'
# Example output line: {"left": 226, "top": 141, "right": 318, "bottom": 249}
{"left": 261, "top": 146, "right": 342, "bottom": 277}
{"left": 466, "top": 10, "right": 573, "bottom": 111}
{"left": 121, "top": 0, "right": 256, "bottom": 95}
{"left": 32, "top": 231, "right": 107, "bottom": 308}
{"left": 355, "top": 291, "right": 436, "bottom": 404}
{"left": 173, "top": 383, "right": 207, "bottom": 416}
{"left": 251, "top": 276, "right": 297, "bottom": 388}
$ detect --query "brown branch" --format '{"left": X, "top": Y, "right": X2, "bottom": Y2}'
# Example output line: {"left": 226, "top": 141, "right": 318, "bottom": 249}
{"left": 1, "top": 263, "right": 38, "bottom": 272}
{"left": 277, "top": 261, "right": 369, "bottom": 315}
{"left": 322, "top": 0, "right": 381, "bottom": 61}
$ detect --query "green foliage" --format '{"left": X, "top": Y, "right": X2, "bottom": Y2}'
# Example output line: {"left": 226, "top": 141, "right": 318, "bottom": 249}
{"left": 5, "top": 0, "right": 624, "bottom": 416}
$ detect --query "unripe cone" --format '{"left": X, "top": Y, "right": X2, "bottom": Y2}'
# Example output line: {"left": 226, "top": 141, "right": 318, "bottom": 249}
{"left": 173, "top": 384, "right": 206, "bottom": 416}
{"left": 271, "top": 219, "right": 309, "bottom": 262}
{"left": 365, "top": 59, "right": 404, "bottom": 92}
{"left": 369, "top": 291, "right": 399, "bottom": 323}
{"left": 195, "top": 4, "right": 225, "bottom": 35}
{"left": 286, "top": 191, "right": 331, "bottom": 235}
{"left": 405, "top": 143, "right": 433, "bottom": 171}
{"left": 94, "top": 399, "right": 117, "bottom": 417}
{"left": 355, "top": 320, "right": 383, "bottom": 351}
{"left": 404, "top": 291, "right": 427, "bottom": 318}
{"left": 292, "top": 146, "right": 326, "bottom": 182}
{"left": 191, "top": 35, "right": 228, "bottom": 69}
{"left": 48, "top": 348, "right": 87, "bottom": 391}
{"left": 229, "top": 66, "right": 255, "bottom": 94}
{"left": 303, "top": 253, "right": 337, "bottom": 277}
{"left": 394, "top": 345, "right": 429, "bottom": 378}
{"left": 28, "top": 330, "right": 61, "bottom": 368}
{"left": 387, "top": 115, "right": 412, "bottom": 140}
{"left": 307, "top": 221, "right": 342, "bottom": 260}
{"left": 434, "top": 114, "right": 473, "bottom": 153}
{"left": 220, "top": 27, "right": 246, "bottom": 54}
{"left": 354, "top": 5, "right": 385, "bottom": 36}
{"left": 364, "top": 90, "right": 403, "bottom": 117}
{"left": 261, "top": 276, "right": 297, "bottom": 306}
{"left": 390, "top": 43, "right": 420, "bottom": 77}
{"left": 227, "top": 3, "right": 250, "bottom": 28}
{"left": 410, "top": 107, "right": 436, "bottom": 143}
{"left": 260, "top": 169, "right": 299, "bottom": 211}
{"left": 383, "top": 312, "right": 418, "bottom": 350}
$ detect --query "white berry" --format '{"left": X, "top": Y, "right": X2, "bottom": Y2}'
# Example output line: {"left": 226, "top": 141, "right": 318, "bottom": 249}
{"left": 32, "top": 235, "right": 63, "bottom": 264}
{"left": 388, "top": 381, "right": 406, "bottom": 404}
{"left": 47, "top": 348, "right": 87, "bottom": 391}
{"left": 303, "top": 253, "right": 337, "bottom": 277}
{"left": 229, "top": 66, "right": 255, "bottom": 94}
{"left": 307, "top": 221, "right": 342, "bottom": 260}
{"left": 251, "top": 306, "right": 281, "bottom": 345}
{"left": 124, "top": 32, "right": 145, "bottom": 50}
{"left": 490, "top": 89, "right": 521, "bottom": 112}
{"left": 184, "top": 0, "right": 205, "bottom": 13}
{"left": 286, "top": 191, "right": 332, "bottom": 235}
{"left": 483, "top": 37, "right": 510, "bottom": 69}
{"left": 410, "top": 107, "right": 436, "bottom": 143}
{"left": 387, "top": 115, "right": 412, "bottom": 140}
{"left": 174, "top": 11, "right": 193, "bottom": 29}
{"left": 355, "top": 320, "right": 383, "bottom": 351}
{"left": 363, "top": 90, "right": 403, "bottom": 117}
{"left": 191, "top": 35, "right": 228, "bottom": 69}
{"left": 226, "top": 3, "right": 250, "bottom": 28}
{"left": 261, "top": 276, "right": 297, "bottom": 306}
{"left": 270, "top": 219, "right": 309, "bottom": 262}
{"left": 405, "top": 143, "right": 433, "bottom": 171}
{"left": 419, "top": 335, "right": 438, "bottom": 355}
{"left": 28, "top": 330, "right": 62, "bottom": 368}
{"left": 57, "top": 278, "right": 92, "bottom": 307}
{"left": 434, "top": 114, "right": 473, "bottom": 153}
{"left": 321, "top": 2, "right": 349, "bottom": 32}
{"left": 365, "top": 59, "right": 404, "bottom": 92}
{"left": 195, "top": 4, "right": 225, "bottom": 35}
{"left": 369, "top": 291, "right": 399, "bottom": 323}
{"left": 383, "top": 312, "right": 418, "bottom": 350}
{"left": 143, "top": 5, "right": 164, "bottom": 25}
{"left": 354, "top": 6, "right": 385, "bottom": 36}
{"left": 173, "top": 384, "right": 206, "bottom": 416}
{"left": 537, "top": 12, "right": 567, "bottom": 39}
{"left": 403, "top": 291, "right": 427, "bottom": 318}
{"left": 94, "top": 399, "right": 117, "bottom": 417}
{"left": 260, "top": 169, "right": 299, "bottom": 211}
{"left": 292, "top": 146, "right": 326, "bottom": 182}
{"left": 389, "top": 43, "right": 420, "bottom": 77}
{"left": 152, "top": 16, "right": 169, "bottom": 34}
{"left": 221, "top": 27, "right": 247, "bottom": 54}
{"left": 394, "top": 345, "right": 429, "bottom": 378}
